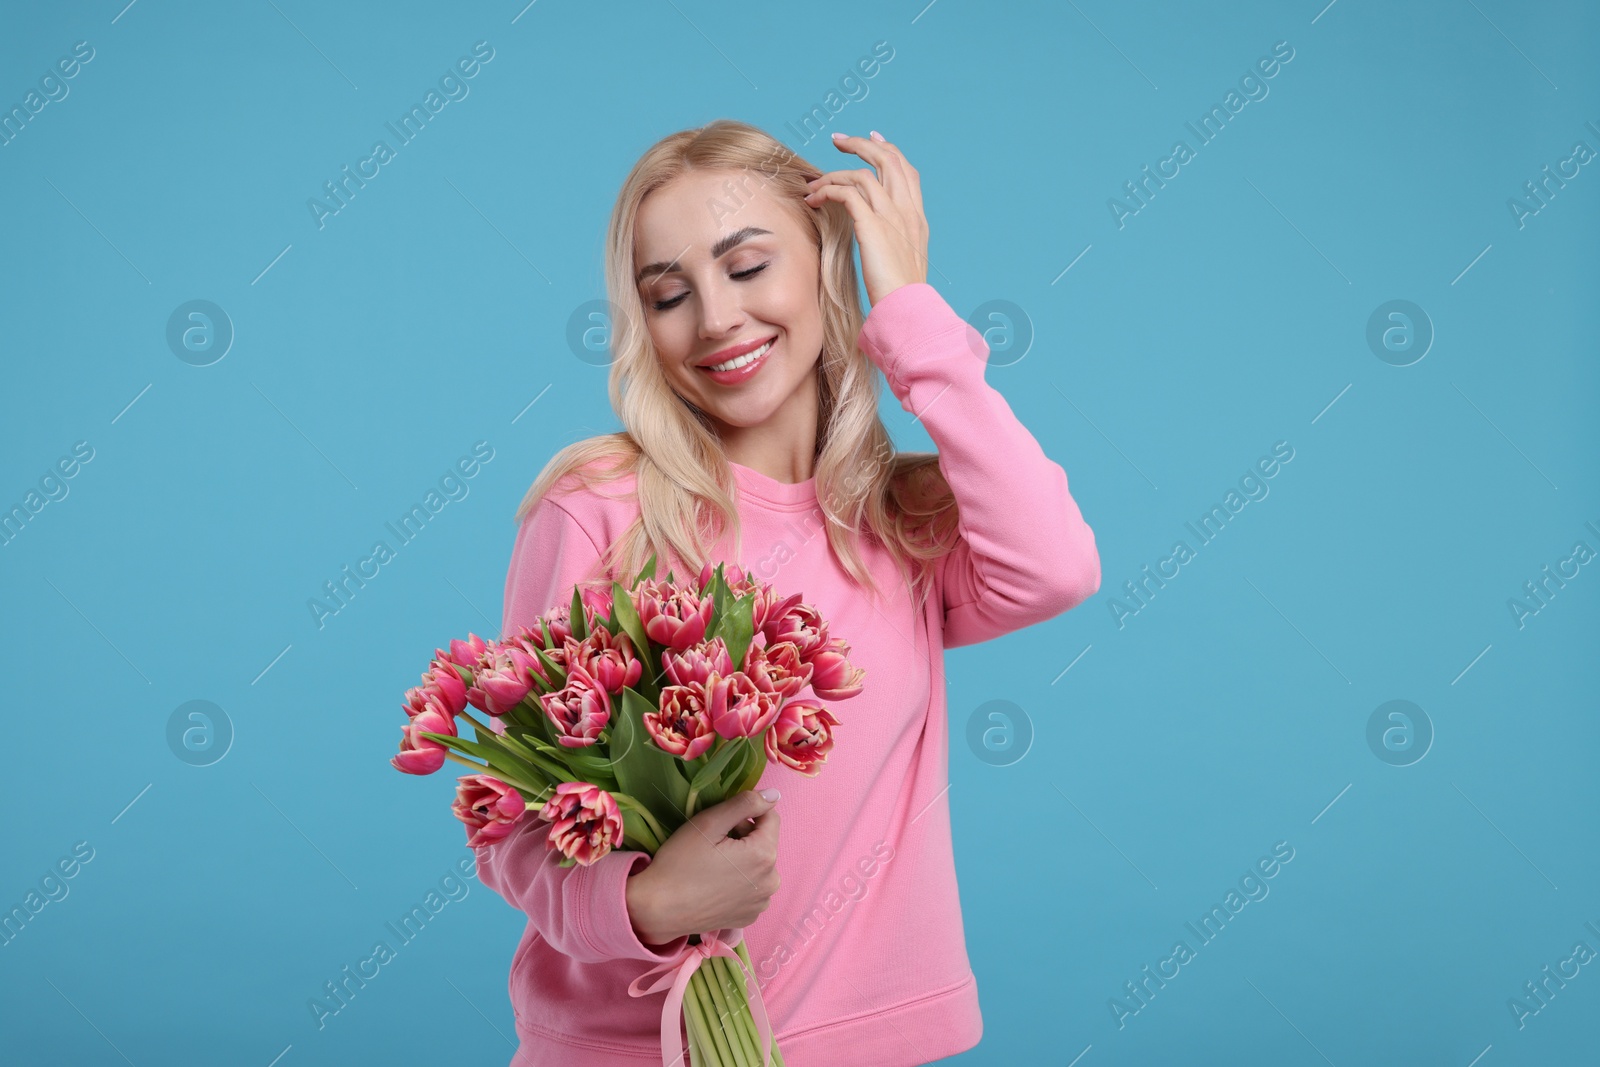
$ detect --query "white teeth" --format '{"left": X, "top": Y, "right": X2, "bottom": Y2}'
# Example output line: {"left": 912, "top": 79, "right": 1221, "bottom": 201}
{"left": 707, "top": 339, "right": 773, "bottom": 373}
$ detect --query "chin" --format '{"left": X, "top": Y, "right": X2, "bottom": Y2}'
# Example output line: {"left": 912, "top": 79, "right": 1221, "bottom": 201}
{"left": 707, "top": 402, "right": 783, "bottom": 430}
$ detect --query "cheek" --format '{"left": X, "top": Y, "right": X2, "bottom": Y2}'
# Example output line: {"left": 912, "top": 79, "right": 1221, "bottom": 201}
{"left": 649, "top": 321, "right": 692, "bottom": 366}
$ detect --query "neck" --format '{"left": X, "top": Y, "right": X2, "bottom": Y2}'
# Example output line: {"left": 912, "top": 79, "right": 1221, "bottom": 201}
{"left": 715, "top": 368, "right": 820, "bottom": 484}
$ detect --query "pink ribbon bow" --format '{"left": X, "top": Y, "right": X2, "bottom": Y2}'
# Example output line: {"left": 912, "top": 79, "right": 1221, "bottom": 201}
{"left": 627, "top": 929, "right": 774, "bottom": 1067}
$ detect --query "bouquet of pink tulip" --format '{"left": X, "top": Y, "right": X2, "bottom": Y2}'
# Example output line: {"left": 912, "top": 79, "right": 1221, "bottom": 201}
{"left": 390, "top": 557, "right": 864, "bottom": 1067}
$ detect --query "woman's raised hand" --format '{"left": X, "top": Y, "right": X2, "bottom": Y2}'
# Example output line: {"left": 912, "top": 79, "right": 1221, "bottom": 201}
{"left": 803, "top": 131, "right": 929, "bottom": 307}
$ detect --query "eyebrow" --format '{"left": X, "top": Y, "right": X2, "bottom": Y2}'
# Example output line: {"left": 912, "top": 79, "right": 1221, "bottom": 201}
{"left": 635, "top": 226, "right": 774, "bottom": 284}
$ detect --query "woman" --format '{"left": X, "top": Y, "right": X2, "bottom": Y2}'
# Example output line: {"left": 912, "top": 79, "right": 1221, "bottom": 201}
{"left": 477, "top": 118, "right": 1101, "bottom": 1066}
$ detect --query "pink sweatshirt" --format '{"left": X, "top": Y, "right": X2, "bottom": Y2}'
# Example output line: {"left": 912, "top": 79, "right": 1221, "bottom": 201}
{"left": 478, "top": 283, "right": 1101, "bottom": 1066}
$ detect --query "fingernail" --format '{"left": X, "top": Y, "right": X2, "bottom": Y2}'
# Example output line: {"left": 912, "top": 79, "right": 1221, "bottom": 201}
{"left": 831, "top": 131, "right": 847, "bottom": 141}
{"left": 870, "top": 130, "right": 885, "bottom": 142}
{"left": 760, "top": 788, "right": 780, "bottom": 801}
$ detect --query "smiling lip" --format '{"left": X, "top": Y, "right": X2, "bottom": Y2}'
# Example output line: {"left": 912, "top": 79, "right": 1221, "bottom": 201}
{"left": 696, "top": 334, "right": 778, "bottom": 368}
{"left": 697, "top": 337, "right": 775, "bottom": 385}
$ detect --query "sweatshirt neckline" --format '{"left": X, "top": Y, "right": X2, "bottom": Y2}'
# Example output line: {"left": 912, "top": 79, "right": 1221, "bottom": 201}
{"left": 729, "top": 459, "right": 818, "bottom": 509}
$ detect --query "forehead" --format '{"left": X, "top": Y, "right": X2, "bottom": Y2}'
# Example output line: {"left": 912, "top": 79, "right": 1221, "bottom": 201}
{"left": 633, "top": 168, "right": 799, "bottom": 266}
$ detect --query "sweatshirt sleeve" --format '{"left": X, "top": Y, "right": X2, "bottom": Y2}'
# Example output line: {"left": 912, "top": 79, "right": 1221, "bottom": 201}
{"left": 856, "top": 283, "right": 1101, "bottom": 649}
{"left": 476, "top": 495, "right": 698, "bottom": 965}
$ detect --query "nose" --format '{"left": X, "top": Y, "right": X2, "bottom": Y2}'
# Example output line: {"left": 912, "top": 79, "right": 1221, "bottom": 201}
{"left": 696, "top": 278, "right": 745, "bottom": 341}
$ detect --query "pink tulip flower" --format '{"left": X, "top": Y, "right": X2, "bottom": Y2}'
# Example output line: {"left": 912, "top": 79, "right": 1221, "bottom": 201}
{"left": 392, "top": 706, "right": 457, "bottom": 775}
{"left": 578, "top": 582, "right": 614, "bottom": 619}
{"left": 765, "top": 602, "right": 829, "bottom": 658}
{"left": 504, "top": 626, "right": 570, "bottom": 689}
{"left": 697, "top": 559, "right": 746, "bottom": 592}
{"left": 636, "top": 579, "right": 713, "bottom": 651}
{"left": 422, "top": 657, "right": 468, "bottom": 717}
{"left": 744, "top": 640, "right": 813, "bottom": 701}
{"left": 644, "top": 684, "right": 718, "bottom": 760}
{"left": 764, "top": 698, "right": 840, "bottom": 776}
{"left": 538, "top": 660, "right": 612, "bottom": 747}
{"left": 570, "top": 627, "right": 642, "bottom": 694}
{"left": 539, "top": 607, "right": 578, "bottom": 649}
{"left": 446, "top": 633, "right": 491, "bottom": 670}
{"left": 808, "top": 637, "right": 865, "bottom": 700}
{"left": 504, "top": 623, "right": 549, "bottom": 653}
{"left": 467, "top": 643, "right": 540, "bottom": 717}
{"left": 402, "top": 684, "right": 453, "bottom": 721}
{"left": 453, "top": 774, "right": 525, "bottom": 849}
{"left": 662, "top": 637, "right": 733, "bottom": 688}
{"left": 705, "top": 671, "right": 784, "bottom": 739}
{"left": 539, "top": 590, "right": 606, "bottom": 650}
{"left": 754, "top": 588, "right": 805, "bottom": 636}
{"left": 539, "top": 781, "right": 624, "bottom": 865}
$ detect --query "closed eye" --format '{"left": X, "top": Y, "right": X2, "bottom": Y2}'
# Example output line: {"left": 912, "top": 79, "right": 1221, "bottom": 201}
{"left": 651, "top": 262, "right": 770, "bottom": 312}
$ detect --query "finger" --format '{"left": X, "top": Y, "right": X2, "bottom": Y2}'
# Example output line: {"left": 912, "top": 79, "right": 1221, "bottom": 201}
{"left": 668, "top": 794, "right": 771, "bottom": 891}
{"left": 808, "top": 177, "right": 926, "bottom": 273}
{"left": 742, "top": 810, "right": 779, "bottom": 852}
{"left": 868, "top": 131, "right": 922, "bottom": 215}
{"left": 802, "top": 180, "right": 872, "bottom": 226}
{"left": 831, "top": 132, "right": 912, "bottom": 204}
{"left": 806, "top": 169, "right": 884, "bottom": 211}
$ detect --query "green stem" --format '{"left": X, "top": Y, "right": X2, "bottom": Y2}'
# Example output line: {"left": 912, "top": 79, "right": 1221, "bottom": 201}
{"left": 737, "top": 962, "right": 772, "bottom": 1067}
{"left": 444, "top": 751, "right": 487, "bottom": 774}
{"left": 710, "top": 956, "right": 760, "bottom": 1066}
{"left": 460, "top": 708, "right": 578, "bottom": 783}
{"left": 682, "top": 975, "right": 724, "bottom": 1067}
{"left": 458, "top": 707, "right": 537, "bottom": 762}
{"left": 615, "top": 794, "right": 671, "bottom": 847}
{"left": 687, "top": 1014, "right": 707, "bottom": 1067}
{"left": 442, "top": 752, "right": 550, "bottom": 804}
{"left": 706, "top": 956, "right": 756, "bottom": 1065}
{"left": 733, "top": 941, "right": 782, "bottom": 1066}
{"left": 690, "top": 967, "right": 739, "bottom": 1067}
{"left": 619, "top": 811, "right": 661, "bottom": 853}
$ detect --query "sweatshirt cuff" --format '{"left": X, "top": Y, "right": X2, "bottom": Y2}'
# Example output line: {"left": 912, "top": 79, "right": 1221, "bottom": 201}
{"left": 856, "top": 282, "right": 985, "bottom": 395}
{"left": 578, "top": 848, "right": 695, "bottom": 963}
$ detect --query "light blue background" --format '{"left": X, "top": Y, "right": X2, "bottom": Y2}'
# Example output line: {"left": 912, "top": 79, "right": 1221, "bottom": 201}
{"left": 2, "top": 1, "right": 1597, "bottom": 1064}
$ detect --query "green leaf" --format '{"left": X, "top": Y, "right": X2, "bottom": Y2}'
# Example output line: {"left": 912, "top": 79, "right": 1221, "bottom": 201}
{"left": 634, "top": 552, "right": 658, "bottom": 586}
{"left": 512, "top": 696, "right": 558, "bottom": 746}
{"left": 527, "top": 735, "right": 618, "bottom": 785}
{"left": 689, "top": 740, "right": 754, "bottom": 814}
{"left": 418, "top": 733, "right": 553, "bottom": 795}
{"left": 468, "top": 719, "right": 546, "bottom": 767}
{"left": 532, "top": 647, "right": 567, "bottom": 691}
{"left": 569, "top": 586, "right": 588, "bottom": 642}
{"left": 718, "top": 592, "right": 757, "bottom": 674}
{"left": 610, "top": 686, "right": 689, "bottom": 833}
{"left": 729, "top": 740, "right": 769, "bottom": 796}
{"left": 709, "top": 564, "right": 732, "bottom": 623}
{"left": 493, "top": 695, "right": 549, "bottom": 740}
{"left": 618, "top": 807, "right": 654, "bottom": 853}
{"left": 711, "top": 743, "right": 752, "bottom": 808}
{"left": 610, "top": 581, "right": 657, "bottom": 695}
{"left": 422, "top": 730, "right": 512, "bottom": 767}
{"left": 688, "top": 736, "right": 748, "bottom": 797}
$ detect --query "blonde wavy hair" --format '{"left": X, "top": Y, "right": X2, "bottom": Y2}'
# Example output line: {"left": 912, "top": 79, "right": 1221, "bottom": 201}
{"left": 514, "top": 118, "right": 959, "bottom": 614}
